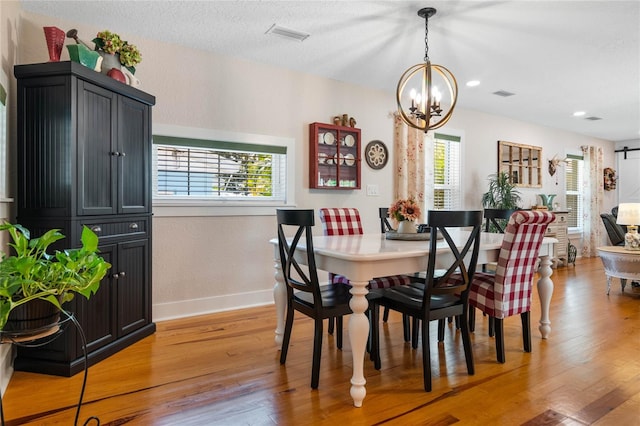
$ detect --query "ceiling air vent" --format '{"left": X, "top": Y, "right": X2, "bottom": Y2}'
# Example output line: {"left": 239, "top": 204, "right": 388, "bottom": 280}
{"left": 265, "top": 24, "right": 310, "bottom": 42}
{"left": 585, "top": 116, "right": 602, "bottom": 121}
{"left": 493, "top": 90, "right": 515, "bottom": 97}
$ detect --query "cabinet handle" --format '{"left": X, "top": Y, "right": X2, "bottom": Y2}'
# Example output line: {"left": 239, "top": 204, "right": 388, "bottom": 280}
{"left": 91, "top": 226, "right": 102, "bottom": 233}
{"left": 119, "top": 152, "right": 126, "bottom": 157}
{"left": 129, "top": 223, "right": 139, "bottom": 230}
{"left": 119, "top": 271, "right": 126, "bottom": 278}
{"left": 110, "top": 151, "right": 120, "bottom": 156}
{"left": 113, "top": 273, "right": 119, "bottom": 279}
{"left": 113, "top": 272, "right": 126, "bottom": 279}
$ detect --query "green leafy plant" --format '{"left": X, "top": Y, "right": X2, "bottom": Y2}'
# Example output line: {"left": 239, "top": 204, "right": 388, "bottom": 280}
{"left": 93, "top": 30, "right": 142, "bottom": 73}
{"left": 0, "top": 223, "right": 111, "bottom": 330}
{"left": 481, "top": 172, "right": 522, "bottom": 209}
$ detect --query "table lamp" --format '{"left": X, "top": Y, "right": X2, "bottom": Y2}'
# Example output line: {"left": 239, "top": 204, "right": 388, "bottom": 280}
{"left": 616, "top": 203, "right": 640, "bottom": 250}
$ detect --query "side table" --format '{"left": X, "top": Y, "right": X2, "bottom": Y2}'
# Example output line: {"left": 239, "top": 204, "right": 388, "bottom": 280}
{"left": 596, "top": 246, "right": 640, "bottom": 295}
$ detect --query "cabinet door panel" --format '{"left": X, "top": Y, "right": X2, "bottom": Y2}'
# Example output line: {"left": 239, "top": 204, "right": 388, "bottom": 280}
{"left": 79, "top": 243, "right": 118, "bottom": 355}
{"left": 117, "top": 239, "right": 150, "bottom": 335}
{"left": 118, "top": 97, "right": 150, "bottom": 214}
{"left": 77, "top": 81, "right": 118, "bottom": 215}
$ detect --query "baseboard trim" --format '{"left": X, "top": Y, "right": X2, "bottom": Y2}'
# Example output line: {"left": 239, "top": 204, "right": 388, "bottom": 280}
{"left": 152, "top": 289, "right": 275, "bottom": 323}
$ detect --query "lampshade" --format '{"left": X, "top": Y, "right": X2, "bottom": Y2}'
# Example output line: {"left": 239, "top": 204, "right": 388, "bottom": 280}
{"left": 616, "top": 203, "right": 640, "bottom": 250}
{"left": 616, "top": 203, "right": 640, "bottom": 225}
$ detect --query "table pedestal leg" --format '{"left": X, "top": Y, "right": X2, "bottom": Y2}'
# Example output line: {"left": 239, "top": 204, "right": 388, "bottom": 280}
{"left": 537, "top": 254, "right": 554, "bottom": 339}
{"left": 273, "top": 258, "right": 286, "bottom": 347}
{"left": 348, "top": 280, "right": 369, "bottom": 407}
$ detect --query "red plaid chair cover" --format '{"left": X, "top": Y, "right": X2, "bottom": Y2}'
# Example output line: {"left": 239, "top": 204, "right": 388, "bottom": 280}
{"left": 468, "top": 210, "right": 555, "bottom": 362}
{"left": 318, "top": 208, "right": 412, "bottom": 289}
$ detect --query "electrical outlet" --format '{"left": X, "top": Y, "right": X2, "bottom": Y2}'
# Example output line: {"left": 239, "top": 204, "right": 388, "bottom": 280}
{"left": 366, "top": 184, "right": 379, "bottom": 196}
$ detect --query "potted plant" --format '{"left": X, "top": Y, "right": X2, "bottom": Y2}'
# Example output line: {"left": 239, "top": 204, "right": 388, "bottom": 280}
{"left": 0, "top": 223, "right": 111, "bottom": 334}
{"left": 92, "top": 30, "right": 142, "bottom": 74}
{"left": 481, "top": 171, "right": 522, "bottom": 209}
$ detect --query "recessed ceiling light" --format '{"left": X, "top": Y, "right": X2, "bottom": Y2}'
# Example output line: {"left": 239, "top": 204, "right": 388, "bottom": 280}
{"left": 466, "top": 80, "right": 480, "bottom": 87}
{"left": 573, "top": 111, "right": 586, "bottom": 117}
{"left": 265, "top": 24, "right": 310, "bottom": 42}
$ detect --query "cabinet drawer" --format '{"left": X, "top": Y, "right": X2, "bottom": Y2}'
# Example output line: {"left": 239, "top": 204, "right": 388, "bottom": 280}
{"left": 79, "top": 218, "right": 149, "bottom": 241}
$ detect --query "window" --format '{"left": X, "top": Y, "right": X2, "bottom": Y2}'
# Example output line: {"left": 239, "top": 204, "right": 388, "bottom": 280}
{"left": 565, "top": 154, "right": 584, "bottom": 230}
{"left": 151, "top": 126, "right": 294, "bottom": 216}
{"left": 431, "top": 133, "right": 461, "bottom": 210}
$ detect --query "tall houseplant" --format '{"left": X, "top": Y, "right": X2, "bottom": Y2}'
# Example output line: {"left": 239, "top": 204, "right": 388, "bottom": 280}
{"left": 0, "top": 223, "right": 110, "bottom": 332}
{"left": 481, "top": 172, "right": 522, "bottom": 209}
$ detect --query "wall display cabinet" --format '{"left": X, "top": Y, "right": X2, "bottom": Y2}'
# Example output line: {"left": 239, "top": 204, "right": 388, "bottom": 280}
{"left": 309, "top": 122, "right": 361, "bottom": 189}
{"left": 13, "top": 61, "right": 156, "bottom": 376}
{"left": 498, "top": 140, "right": 542, "bottom": 188}
{"left": 546, "top": 211, "right": 569, "bottom": 267}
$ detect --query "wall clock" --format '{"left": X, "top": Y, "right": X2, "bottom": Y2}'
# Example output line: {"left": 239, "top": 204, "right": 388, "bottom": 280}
{"left": 365, "top": 140, "right": 388, "bottom": 170}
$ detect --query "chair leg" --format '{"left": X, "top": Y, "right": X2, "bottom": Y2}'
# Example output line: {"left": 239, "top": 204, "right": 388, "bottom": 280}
{"left": 469, "top": 307, "right": 476, "bottom": 332}
{"left": 494, "top": 318, "right": 505, "bottom": 363}
{"left": 336, "top": 316, "right": 343, "bottom": 350}
{"left": 421, "top": 315, "right": 432, "bottom": 392}
{"left": 371, "top": 304, "right": 381, "bottom": 370}
{"left": 383, "top": 306, "right": 390, "bottom": 322}
{"left": 328, "top": 317, "right": 335, "bottom": 334}
{"left": 437, "top": 318, "right": 445, "bottom": 342}
{"left": 488, "top": 316, "right": 495, "bottom": 337}
{"left": 521, "top": 311, "right": 532, "bottom": 353}
{"left": 460, "top": 309, "right": 475, "bottom": 376}
{"left": 280, "top": 303, "right": 295, "bottom": 364}
{"left": 412, "top": 317, "right": 420, "bottom": 349}
{"left": 403, "top": 314, "right": 411, "bottom": 342}
{"left": 311, "top": 318, "right": 324, "bottom": 389}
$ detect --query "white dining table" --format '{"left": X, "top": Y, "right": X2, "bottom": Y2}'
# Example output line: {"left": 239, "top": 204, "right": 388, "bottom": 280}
{"left": 269, "top": 231, "right": 557, "bottom": 407}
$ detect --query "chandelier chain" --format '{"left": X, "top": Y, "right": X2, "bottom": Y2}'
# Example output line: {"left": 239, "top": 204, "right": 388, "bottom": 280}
{"left": 424, "top": 13, "right": 429, "bottom": 62}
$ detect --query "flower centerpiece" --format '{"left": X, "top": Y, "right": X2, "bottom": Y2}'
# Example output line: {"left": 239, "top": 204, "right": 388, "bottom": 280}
{"left": 389, "top": 197, "right": 421, "bottom": 233}
{"left": 93, "top": 30, "right": 142, "bottom": 74}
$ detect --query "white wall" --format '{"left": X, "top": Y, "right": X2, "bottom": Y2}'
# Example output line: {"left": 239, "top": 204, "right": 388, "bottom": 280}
{"left": 2, "top": 7, "right": 624, "bottom": 324}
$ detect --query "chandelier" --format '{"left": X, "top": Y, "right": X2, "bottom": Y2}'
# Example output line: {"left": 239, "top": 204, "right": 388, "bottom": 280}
{"left": 396, "top": 7, "right": 458, "bottom": 132}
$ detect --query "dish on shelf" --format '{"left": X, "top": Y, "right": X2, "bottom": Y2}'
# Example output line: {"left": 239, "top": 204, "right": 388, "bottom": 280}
{"left": 323, "top": 132, "right": 336, "bottom": 145}
{"left": 344, "top": 153, "right": 355, "bottom": 166}
{"left": 344, "top": 134, "right": 355, "bottom": 147}
{"left": 334, "top": 153, "right": 344, "bottom": 165}
{"left": 318, "top": 152, "right": 328, "bottom": 164}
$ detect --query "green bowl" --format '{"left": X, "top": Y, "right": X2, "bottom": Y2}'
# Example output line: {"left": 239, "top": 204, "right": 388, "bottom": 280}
{"left": 66, "top": 44, "right": 102, "bottom": 72}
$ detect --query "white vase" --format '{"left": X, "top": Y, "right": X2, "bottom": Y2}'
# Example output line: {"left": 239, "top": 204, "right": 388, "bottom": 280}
{"left": 397, "top": 220, "right": 417, "bottom": 234}
{"left": 99, "top": 52, "right": 122, "bottom": 75}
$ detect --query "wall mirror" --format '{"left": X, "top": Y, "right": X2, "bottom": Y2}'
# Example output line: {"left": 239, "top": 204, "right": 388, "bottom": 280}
{"left": 498, "top": 141, "right": 542, "bottom": 188}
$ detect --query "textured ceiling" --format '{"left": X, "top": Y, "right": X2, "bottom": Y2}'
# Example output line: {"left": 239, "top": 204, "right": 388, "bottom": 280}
{"left": 20, "top": 0, "right": 640, "bottom": 142}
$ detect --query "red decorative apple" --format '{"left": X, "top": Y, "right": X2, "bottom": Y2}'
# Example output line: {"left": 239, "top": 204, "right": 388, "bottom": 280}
{"left": 107, "top": 68, "right": 126, "bottom": 83}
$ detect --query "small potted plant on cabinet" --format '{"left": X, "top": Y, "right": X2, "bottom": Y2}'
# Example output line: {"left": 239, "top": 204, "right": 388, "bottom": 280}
{"left": 0, "top": 223, "right": 110, "bottom": 337}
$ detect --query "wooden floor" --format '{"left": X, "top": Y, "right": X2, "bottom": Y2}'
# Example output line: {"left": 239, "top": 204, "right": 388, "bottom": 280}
{"left": 2, "top": 257, "right": 639, "bottom": 425}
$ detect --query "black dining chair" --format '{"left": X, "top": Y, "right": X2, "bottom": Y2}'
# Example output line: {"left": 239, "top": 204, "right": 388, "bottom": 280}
{"left": 370, "top": 210, "right": 482, "bottom": 391}
{"left": 484, "top": 208, "right": 518, "bottom": 234}
{"left": 277, "top": 209, "right": 378, "bottom": 389}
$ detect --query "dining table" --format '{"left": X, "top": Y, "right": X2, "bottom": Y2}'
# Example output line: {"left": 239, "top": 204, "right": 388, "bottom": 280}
{"left": 269, "top": 231, "right": 557, "bottom": 407}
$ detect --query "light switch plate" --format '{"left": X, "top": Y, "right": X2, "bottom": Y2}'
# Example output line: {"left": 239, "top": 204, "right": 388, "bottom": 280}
{"left": 366, "top": 184, "right": 379, "bottom": 196}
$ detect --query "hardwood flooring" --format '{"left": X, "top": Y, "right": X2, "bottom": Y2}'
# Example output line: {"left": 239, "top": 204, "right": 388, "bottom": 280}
{"left": 1, "top": 257, "right": 639, "bottom": 425}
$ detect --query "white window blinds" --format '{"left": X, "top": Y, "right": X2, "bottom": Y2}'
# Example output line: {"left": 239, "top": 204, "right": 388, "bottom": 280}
{"left": 152, "top": 135, "right": 287, "bottom": 202}
{"left": 432, "top": 133, "right": 461, "bottom": 210}
{"left": 565, "top": 154, "right": 583, "bottom": 229}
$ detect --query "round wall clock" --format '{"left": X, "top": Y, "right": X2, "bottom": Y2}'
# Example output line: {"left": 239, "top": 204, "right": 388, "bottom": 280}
{"left": 365, "top": 140, "right": 388, "bottom": 170}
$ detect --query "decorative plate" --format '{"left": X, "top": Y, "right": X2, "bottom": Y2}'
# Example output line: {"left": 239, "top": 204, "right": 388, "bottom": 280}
{"left": 365, "top": 140, "right": 388, "bottom": 170}
{"left": 344, "top": 134, "right": 355, "bottom": 147}
{"left": 318, "top": 152, "right": 328, "bottom": 164}
{"left": 385, "top": 231, "right": 430, "bottom": 241}
{"left": 323, "top": 132, "right": 336, "bottom": 145}
{"left": 344, "top": 153, "right": 355, "bottom": 166}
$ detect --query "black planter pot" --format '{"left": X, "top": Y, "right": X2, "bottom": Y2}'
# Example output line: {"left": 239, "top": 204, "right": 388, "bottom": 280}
{"left": 3, "top": 298, "right": 61, "bottom": 336}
